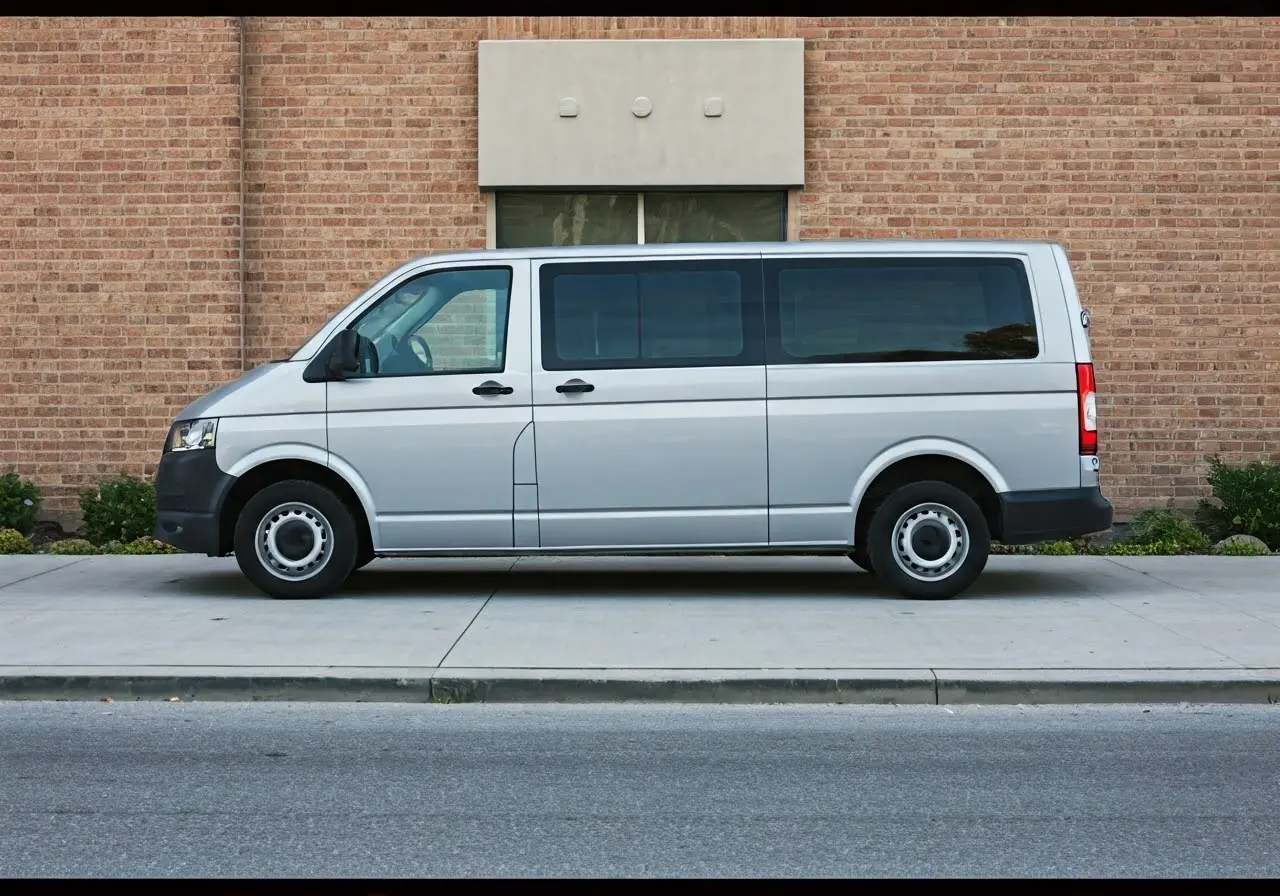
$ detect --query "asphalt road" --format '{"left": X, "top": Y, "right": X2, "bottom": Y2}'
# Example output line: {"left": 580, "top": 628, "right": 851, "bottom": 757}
{"left": 2, "top": 702, "right": 1277, "bottom": 878}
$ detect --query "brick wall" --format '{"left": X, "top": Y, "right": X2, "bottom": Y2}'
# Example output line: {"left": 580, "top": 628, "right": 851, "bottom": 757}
{"left": 243, "top": 17, "right": 489, "bottom": 367}
{"left": 0, "top": 17, "right": 243, "bottom": 519}
{"left": 2, "top": 16, "right": 1277, "bottom": 519}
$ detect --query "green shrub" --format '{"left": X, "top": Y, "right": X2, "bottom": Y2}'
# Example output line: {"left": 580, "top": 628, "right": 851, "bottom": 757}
{"left": 1202, "top": 456, "right": 1280, "bottom": 551}
{"left": 0, "top": 472, "right": 42, "bottom": 534}
{"left": 0, "top": 528, "right": 35, "bottom": 555}
{"left": 1193, "top": 501, "right": 1233, "bottom": 544}
{"left": 120, "top": 536, "right": 179, "bottom": 555}
{"left": 1124, "top": 509, "right": 1210, "bottom": 554}
{"left": 79, "top": 476, "right": 156, "bottom": 545}
{"left": 98, "top": 536, "right": 178, "bottom": 556}
{"left": 1029, "top": 540, "right": 1079, "bottom": 555}
{"left": 1219, "top": 538, "right": 1270, "bottom": 557}
{"left": 44, "top": 538, "right": 100, "bottom": 556}
{"left": 1104, "top": 539, "right": 1185, "bottom": 556}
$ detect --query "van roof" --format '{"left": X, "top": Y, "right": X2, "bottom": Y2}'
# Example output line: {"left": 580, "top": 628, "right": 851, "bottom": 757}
{"left": 403, "top": 239, "right": 1061, "bottom": 270}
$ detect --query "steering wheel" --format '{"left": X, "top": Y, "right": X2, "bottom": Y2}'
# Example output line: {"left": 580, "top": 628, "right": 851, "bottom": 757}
{"left": 405, "top": 333, "right": 433, "bottom": 370}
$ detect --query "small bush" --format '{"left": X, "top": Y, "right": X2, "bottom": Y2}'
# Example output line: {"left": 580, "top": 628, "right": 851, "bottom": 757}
{"left": 44, "top": 538, "right": 100, "bottom": 556}
{"left": 1029, "top": 540, "right": 1079, "bottom": 555}
{"left": 1203, "top": 456, "right": 1280, "bottom": 551}
{"left": 1104, "top": 539, "right": 1184, "bottom": 556}
{"left": 98, "top": 537, "right": 178, "bottom": 555}
{"left": 994, "top": 538, "right": 1096, "bottom": 555}
{"left": 0, "top": 472, "right": 42, "bottom": 534}
{"left": 1124, "top": 509, "right": 1210, "bottom": 554}
{"left": 0, "top": 528, "right": 35, "bottom": 555}
{"left": 79, "top": 476, "right": 156, "bottom": 545}
{"left": 120, "top": 536, "right": 179, "bottom": 555}
{"left": 1219, "top": 538, "right": 1269, "bottom": 557}
{"left": 1193, "top": 500, "right": 1233, "bottom": 544}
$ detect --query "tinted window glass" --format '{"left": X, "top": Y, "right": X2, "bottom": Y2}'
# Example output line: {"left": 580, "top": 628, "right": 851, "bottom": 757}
{"left": 350, "top": 266, "right": 512, "bottom": 378}
{"left": 540, "top": 260, "right": 761, "bottom": 370}
{"left": 496, "top": 193, "right": 638, "bottom": 248}
{"left": 644, "top": 191, "right": 786, "bottom": 243}
{"left": 768, "top": 258, "right": 1038, "bottom": 364}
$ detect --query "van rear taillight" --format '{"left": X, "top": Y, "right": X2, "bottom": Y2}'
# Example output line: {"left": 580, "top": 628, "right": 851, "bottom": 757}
{"left": 1077, "top": 363, "right": 1098, "bottom": 455}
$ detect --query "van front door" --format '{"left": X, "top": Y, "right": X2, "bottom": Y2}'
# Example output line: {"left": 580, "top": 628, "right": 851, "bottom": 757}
{"left": 326, "top": 261, "right": 532, "bottom": 551}
{"left": 530, "top": 255, "right": 768, "bottom": 549}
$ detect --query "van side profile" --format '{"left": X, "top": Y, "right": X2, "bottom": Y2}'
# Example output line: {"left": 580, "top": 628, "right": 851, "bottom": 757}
{"left": 154, "top": 240, "right": 1112, "bottom": 600}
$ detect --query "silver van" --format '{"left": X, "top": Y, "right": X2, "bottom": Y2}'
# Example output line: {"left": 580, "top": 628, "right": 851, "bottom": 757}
{"left": 154, "top": 241, "right": 1112, "bottom": 600}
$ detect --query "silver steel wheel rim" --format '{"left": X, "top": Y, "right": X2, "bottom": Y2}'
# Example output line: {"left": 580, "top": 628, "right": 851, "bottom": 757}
{"left": 254, "top": 502, "right": 333, "bottom": 582}
{"left": 891, "top": 502, "right": 969, "bottom": 583}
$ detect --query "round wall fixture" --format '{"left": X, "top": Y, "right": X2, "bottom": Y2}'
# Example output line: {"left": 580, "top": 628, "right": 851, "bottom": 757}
{"left": 632, "top": 96, "right": 653, "bottom": 118}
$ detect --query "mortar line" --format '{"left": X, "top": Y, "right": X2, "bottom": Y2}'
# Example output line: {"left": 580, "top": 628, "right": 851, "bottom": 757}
{"left": 0, "top": 558, "right": 90, "bottom": 593}
{"left": 238, "top": 15, "right": 248, "bottom": 372}
{"left": 434, "top": 557, "right": 521, "bottom": 671}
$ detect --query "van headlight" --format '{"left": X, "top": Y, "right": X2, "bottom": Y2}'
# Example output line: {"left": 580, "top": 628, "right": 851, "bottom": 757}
{"left": 167, "top": 418, "right": 218, "bottom": 452}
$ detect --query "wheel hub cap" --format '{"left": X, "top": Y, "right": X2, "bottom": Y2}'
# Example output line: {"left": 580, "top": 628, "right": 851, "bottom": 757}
{"left": 892, "top": 503, "right": 970, "bottom": 582}
{"left": 274, "top": 519, "right": 316, "bottom": 561}
{"left": 255, "top": 502, "right": 333, "bottom": 581}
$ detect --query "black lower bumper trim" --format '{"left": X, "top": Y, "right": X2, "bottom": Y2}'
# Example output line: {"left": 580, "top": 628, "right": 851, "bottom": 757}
{"left": 153, "top": 448, "right": 237, "bottom": 556}
{"left": 998, "top": 486, "right": 1114, "bottom": 545}
{"left": 155, "top": 510, "right": 222, "bottom": 556}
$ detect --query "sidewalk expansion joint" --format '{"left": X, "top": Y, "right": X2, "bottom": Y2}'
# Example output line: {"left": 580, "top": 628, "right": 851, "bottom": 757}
{"left": 0, "top": 558, "right": 91, "bottom": 593}
{"left": 433, "top": 557, "right": 519, "bottom": 670}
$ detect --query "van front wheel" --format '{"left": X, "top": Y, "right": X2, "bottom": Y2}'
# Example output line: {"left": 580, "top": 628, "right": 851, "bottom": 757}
{"left": 233, "top": 479, "right": 359, "bottom": 600}
{"left": 866, "top": 481, "right": 990, "bottom": 600}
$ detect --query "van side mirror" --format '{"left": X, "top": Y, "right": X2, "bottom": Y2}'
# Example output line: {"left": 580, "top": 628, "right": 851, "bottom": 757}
{"left": 326, "top": 329, "right": 362, "bottom": 380}
{"left": 304, "top": 329, "right": 363, "bottom": 383}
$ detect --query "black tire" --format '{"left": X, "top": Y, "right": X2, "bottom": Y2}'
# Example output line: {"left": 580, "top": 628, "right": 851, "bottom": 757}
{"left": 233, "top": 479, "right": 358, "bottom": 600}
{"left": 866, "top": 480, "right": 990, "bottom": 600}
{"left": 848, "top": 544, "right": 875, "bottom": 573}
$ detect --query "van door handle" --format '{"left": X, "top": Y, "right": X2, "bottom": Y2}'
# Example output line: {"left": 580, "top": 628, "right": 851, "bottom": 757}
{"left": 555, "top": 379, "right": 595, "bottom": 394}
{"left": 472, "top": 381, "right": 514, "bottom": 396}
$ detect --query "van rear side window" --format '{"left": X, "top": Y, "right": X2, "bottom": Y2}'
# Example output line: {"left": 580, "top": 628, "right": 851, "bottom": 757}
{"left": 765, "top": 257, "right": 1039, "bottom": 364}
{"left": 539, "top": 259, "right": 764, "bottom": 370}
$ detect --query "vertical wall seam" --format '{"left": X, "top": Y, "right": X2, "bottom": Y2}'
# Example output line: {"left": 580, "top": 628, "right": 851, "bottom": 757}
{"left": 239, "top": 16, "right": 248, "bottom": 371}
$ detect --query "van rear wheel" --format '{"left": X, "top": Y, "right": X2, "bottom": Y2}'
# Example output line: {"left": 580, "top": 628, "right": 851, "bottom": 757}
{"left": 233, "top": 479, "right": 358, "bottom": 600}
{"left": 866, "top": 480, "right": 990, "bottom": 600}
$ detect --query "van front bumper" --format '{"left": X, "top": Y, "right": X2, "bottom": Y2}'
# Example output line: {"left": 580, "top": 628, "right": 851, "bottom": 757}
{"left": 998, "top": 486, "right": 1114, "bottom": 545}
{"left": 153, "top": 449, "right": 237, "bottom": 556}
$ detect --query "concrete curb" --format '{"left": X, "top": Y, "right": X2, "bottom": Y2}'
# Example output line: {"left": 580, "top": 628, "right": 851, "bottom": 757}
{"left": 2, "top": 670, "right": 1278, "bottom": 705}
{"left": 936, "top": 678, "right": 1280, "bottom": 705}
{"left": 429, "top": 675, "right": 937, "bottom": 704}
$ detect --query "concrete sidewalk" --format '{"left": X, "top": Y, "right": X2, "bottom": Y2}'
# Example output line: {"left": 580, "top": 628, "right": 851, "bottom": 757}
{"left": 1, "top": 554, "right": 1278, "bottom": 704}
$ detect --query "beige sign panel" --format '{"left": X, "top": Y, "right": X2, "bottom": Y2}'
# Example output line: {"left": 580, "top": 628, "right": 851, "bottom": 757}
{"left": 478, "top": 39, "right": 805, "bottom": 189}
